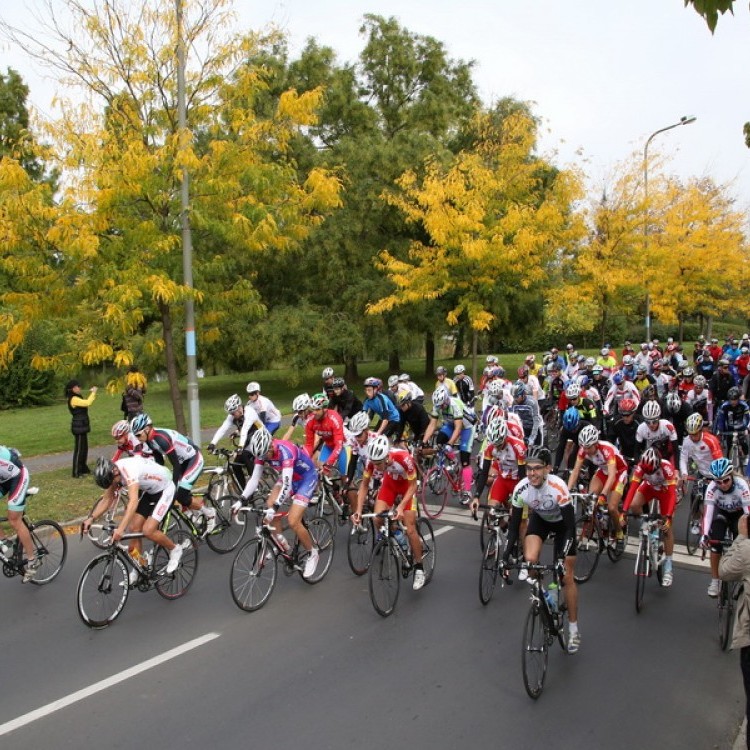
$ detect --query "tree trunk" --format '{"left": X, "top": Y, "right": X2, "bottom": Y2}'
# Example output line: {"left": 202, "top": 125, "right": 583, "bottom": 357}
{"left": 598, "top": 299, "right": 608, "bottom": 345}
{"left": 159, "top": 301, "right": 186, "bottom": 434}
{"left": 388, "top": 349, "right": 400, "bottom": 373}
{"left": 471, "top": 329, "right": 479, "bottom": 385}
{"left": 678, "top": 313, "right": 685, "bottom": 344}
{"left": 425, "top": 332, "right": 435, "bottom": 378}
{"left": 453, "top": 326, "right": 464, "bottom": 359}
{"left": 344, "top": 354, "right": 358, "bottom": 383}
{"left": 698, "top": 312, "right": 704, "bottom": 337}
{"left": 706, "top": 314, "right": 713, "bottom": 339}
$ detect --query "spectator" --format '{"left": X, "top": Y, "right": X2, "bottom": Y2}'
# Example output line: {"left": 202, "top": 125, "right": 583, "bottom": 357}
{"left": 65, "top": 379, "right": 98, "bottom": 478}
{"left": 121, "top": 365, "right": 147, "bottom": 419}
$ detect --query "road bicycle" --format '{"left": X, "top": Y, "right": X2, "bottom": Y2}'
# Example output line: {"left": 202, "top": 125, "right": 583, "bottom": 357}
{"left": 570, "top": 492, "right": 606, "bottom": 583}
{"left": 204, "top": 447, "right": 277, "bottom": 505}
{"left": 719, "top": 429, "right": 747, "bottom": 475}
{"left": 630, "top": 500, "right": 665, "bottom": 613}
{"left": 703, "top": 528, "right": 739, "bottom": 650}
{"left": 511, "top": 560, "right": 569, "bottom": 699}
{"left": 683, "top": 475, "right": 707, "bottom": 556}
{"left": 229, "top": 507, "right": 335, "bottom": 612}
{"left": 307, "top": 467, "right": 350, "bottom": 528}
{"left": 0, "top": 489, "right": 67, "bottom": 585}
{"left": 363, "top": 509, "right": 436, "bottom": 617}
{"left": 85, "top": 489, "right": 128, "bottom": 550}
{"left": 474, "top": 503, "right": 511, "bottom": 605}
{"left": 76, "top": 526, "right": 199, "bottom": 628}
{"left": 420, "top": 444, "right": 462, "bottom": 519}
{"left": 346, "top": 478, "right": 379, "bottom": 576}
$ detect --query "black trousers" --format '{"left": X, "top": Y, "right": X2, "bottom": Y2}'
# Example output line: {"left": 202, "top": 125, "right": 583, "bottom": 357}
{"left": 741, "top": 646, "right": 750, "bottom": 749}
{"left": 72, "top": 432, "right": 89, "bottom": 477}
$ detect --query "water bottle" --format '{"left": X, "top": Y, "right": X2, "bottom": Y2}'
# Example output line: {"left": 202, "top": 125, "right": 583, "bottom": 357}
{"left": 130, "top": 547, "right": 147, "bottom": 568}
{"left": 0, "top": 539, "right": 13, "bottom": 560}
{"left": 273, "top": 532, "right": 291, "bottom": 553}
{"left": 392, "top": 526, "right": 409, "bottom": 555}
{"left": 544, "top": 582, "right": 559, "bottom": 613}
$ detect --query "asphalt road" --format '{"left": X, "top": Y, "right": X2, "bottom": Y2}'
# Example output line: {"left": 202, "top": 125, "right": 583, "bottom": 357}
{"left": 2, "top": 506, "right": 744, "bottom": 750}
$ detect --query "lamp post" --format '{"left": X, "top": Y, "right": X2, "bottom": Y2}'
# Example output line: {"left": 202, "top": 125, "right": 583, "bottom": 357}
{"left": 643, "top": 115, "right": 696, "bottom": 342}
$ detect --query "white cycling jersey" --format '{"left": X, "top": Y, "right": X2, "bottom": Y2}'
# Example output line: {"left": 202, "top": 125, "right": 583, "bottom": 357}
{"left": 702, "top": 476, "right": 750, "bottom": 536}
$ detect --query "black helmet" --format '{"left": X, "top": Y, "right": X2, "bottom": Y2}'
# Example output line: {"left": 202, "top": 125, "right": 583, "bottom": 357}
{"left": 525, "top": 446, "right": 552, "bottom": 466}
{"left": 332, "top": 377, "right": 345, "bottom": 389}
{"left": 729, "top": 387, "right": 741, "bottom": 400}
{"left": 94, "top": 456, "right": 116, "bottom": 489}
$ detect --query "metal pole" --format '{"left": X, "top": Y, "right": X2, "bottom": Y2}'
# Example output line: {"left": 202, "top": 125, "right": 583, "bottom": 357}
{"left": 642, "top": 116, "right": 696, "bottom": 343}
{"left": 176, "top": 0, "right": 201, "bottom": 443}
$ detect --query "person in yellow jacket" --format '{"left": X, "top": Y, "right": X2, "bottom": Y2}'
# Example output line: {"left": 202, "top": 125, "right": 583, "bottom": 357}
{"left": 66, "top": 379, "right": 98, "bottom": 478}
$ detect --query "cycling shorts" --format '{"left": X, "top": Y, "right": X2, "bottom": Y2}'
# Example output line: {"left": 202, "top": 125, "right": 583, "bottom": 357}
{"left": 593, "top": 467, "right": 627, "bottom": 496}
{"left": 438, "top": 424, "right": 475, "bottom": 454}
{"left": 137, "top": 484, "right": 176, "bottom": 523}
{"left": 526, "top": 514, "right": 576, "bottom": 558}
{"left": 176, "top": 453, "right": 204, "bottom": 491}
{"left": 319, "top": 444, "right": 349, "bottom": 476}
{"left": 631, "top": 483, "right": 676, "bottom": 518}
{"left": 2, "top": 467, "right": 30, "bottom": 512}
{"left": 377, "top": 475, "right": 417, "bottom": 512}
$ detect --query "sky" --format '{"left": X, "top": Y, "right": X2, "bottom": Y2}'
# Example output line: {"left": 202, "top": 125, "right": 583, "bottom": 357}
{"left": 1, "top": 0, "right": 749, "bottom": 207}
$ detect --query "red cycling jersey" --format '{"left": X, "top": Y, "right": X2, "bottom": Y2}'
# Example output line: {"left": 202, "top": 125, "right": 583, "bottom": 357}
{"left": 577, "top": 440, "right": 629, "bottom": 475}
{"left": 304, "top": 409, "right": 345, "bottom": 466}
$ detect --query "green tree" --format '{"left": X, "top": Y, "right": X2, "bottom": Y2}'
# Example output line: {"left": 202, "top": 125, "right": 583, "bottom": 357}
{"left": 0, "top": 67, "right": 45, "bottom": 181}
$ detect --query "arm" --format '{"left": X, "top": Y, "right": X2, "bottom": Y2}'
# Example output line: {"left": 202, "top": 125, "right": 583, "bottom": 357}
{"left": 719, "top": 516, "right": 750, "bottom": 582}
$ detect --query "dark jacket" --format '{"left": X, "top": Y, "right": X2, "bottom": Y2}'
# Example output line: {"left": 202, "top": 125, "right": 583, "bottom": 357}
{"left": 68, "top": 397, "right": 91, "bottom": 435}
{"left": 122, "top": 386, "right": 144, "bottom": 418}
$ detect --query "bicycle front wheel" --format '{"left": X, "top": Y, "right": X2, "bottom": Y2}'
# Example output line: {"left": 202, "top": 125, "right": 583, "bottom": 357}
{"left": 28, "top": 520, "right": 67, "bottom": 584}
{"left": 205, "top": 494, "right": 246, "bottom": 554}
{"left": 719, "top": 581, "right": 735, "bottom": 651}
{"left": 573, "top": 514, "right": 601, "bottom": 584}
{"left": 635, "top": 538, "right": 648, "bottom": 613}
{"left": 368, "top": 539, "right": 401, "bottom": 617}
{"left": 87, "top": 495, "right": 127, "bottom": 550}
{"left": 521, "top": 602, "right": 549, "bottom": 699}
{"left": 154, "top": 530, "right": 199, "bottom": 600}
{"left": 421, "top": 467, "right": 448, "bottom": 519}
{"left": 347, "top": 519, "right": 375, "bottom": 576}
{"left": 685, "top": 494, "right": 703, "bottom": 556}
{"left": 230, "top": 536, "right": 277, "bottom": 612}
{"left": 77, "top": 553, "right": 129, "bottom": 628}
{"left": 417, "top": 517, "right": 436, "bottom": 585}
{"left": 300, "top": 517, "right": 335, "bottom": 584}
{"left": 478, "top": 535, "right": 499, "bottom": 605}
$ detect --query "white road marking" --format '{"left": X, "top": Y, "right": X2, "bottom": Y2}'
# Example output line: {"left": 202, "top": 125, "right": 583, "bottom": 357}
{"left": 0, "top": 632, "right": 220, "bottom": 737}
{"left": 433, "top": 525, "right": 453, "bottom": 537}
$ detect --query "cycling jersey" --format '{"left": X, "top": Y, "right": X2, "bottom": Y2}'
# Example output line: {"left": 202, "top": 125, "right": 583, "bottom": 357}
{"left": 210, "top": 412, "right": 244, "bottom": 447}
{"left": 509, "top": 398, "right": 541, "bottom": 445}
{"left": 622, "top": 459, "right": 677, "bottom": 515}
{"left": 244, "top": 439, "right": 317, "bottom": 506}
{"left": 237, "top": 403, "right": 265, "bottom": 448}
{"left": 716, "top": 400, "right": 750, "bottom": 433}
{"left": 482, "top": 435, "right": 527, "bottom": 479}
{"left": 577, "top": 440, "right": 629, "bottom": 476}
{"left": 250, "top": 394, "right": 282, "bottom": 431}
{"left": 363, "top": 449, "right": 417, "bottom": 483}
{"left": 0, "top": 446, "right": 29, "bottom": 511}
{"left": 635, "top": 419, "right": 678, "bottom": 455}
{"left": 510, "top": 474, "right": 573, "bottom": 523}
{"left": 702, "top": 476, "right": 750, "bottom": 536}
{"left": 304, "top": 409, "right": 345, "bottom": 467}
{"left": 145, "top": 427, "right": 204, "bottom": 489}
{"left": 603, "top": 382, "right": 641, "bottom": 414}
{"left": 112, "top": 433, "right": 151, "bottom": 462}
{"left": 432, "top": 395, "right": 477, "bottom": 430}
{"left": 454, "top": 375, "right": 475, "bottom": 405}
{"left": 115, "top": 455, "right": 175, "bottom": 522}
{"left": 362, "top": 393, "right": 401, "bottom": 424}
{"left": 679, "top": 431, "right": 723, "bottom": 477}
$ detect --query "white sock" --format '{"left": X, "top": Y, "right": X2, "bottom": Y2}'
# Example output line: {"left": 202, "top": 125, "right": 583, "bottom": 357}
{"left": 202, "top": 506, "right": 216, "bottom": 518}
{"left": 569, "top": 621, "right": 579, "bottom": 636}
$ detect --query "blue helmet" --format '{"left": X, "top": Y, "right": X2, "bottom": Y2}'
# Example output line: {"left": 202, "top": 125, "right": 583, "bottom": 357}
{"left": 130, "top": 413, "right": 152, "bottom": 434}
{"left": 709, "top": 458, "right": 733, "bottom": 481}
{"left": 562, "top": 406, "right": 580, "bottom": 432}
{"left": 612, "top": 371, "right": 624, "bottom": 385}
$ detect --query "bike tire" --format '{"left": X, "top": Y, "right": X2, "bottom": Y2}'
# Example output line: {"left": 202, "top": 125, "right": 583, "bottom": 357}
{"left": 573, "top": 514, "right": 601, "bottom": 584}
{"left": 685, "top": 494, "right": 703, "bottom": 556}
{"left": 368, "top": 539, "right": 401, "bottom": 617}
{"left": 479, "top": 506, "right": 508, "bottom": 552}
{"left": 230, "top": 536, "right": 277, "bottom": 611}
{"left": 27, "top": 520, "right": 67, "bottom": 585}
{"left": 719, "top": 581, "right": 735, "bottom": 651}
{"left": 347, "top": 519, "right": 375, "bottom": 576}
{"left": 606, "top": 514, "right": 626, "bottom": 563}
{"left": 421, "top": 467, "right": 448, "bottom": 519}
{"left": 635, "top": 538, "right": 648, "bottom": 613}
{"left": 300, "top": 517, "right": 335, "bottom": 584}
{"left": 77, "top": 553, "right": 129, "bottom": 628}
{"left": 153, "top": 530, "right": 199, "bottom": 600}
{"left": 478, "top": 535, "right": 498, "bottom": 605}
{"left": 205, "top": 494, "right": 246, "bottom": 554}
{"left": 86, "top": 495, "right": 128, "bottom": 550}
{"left": 207, "top": 473, "right": 233, "bottom": 503}
{"left": 417, "top": 517, "right": 437, "bottom": 585}
{"left": 521, "top": 602, "right": 549, "bottom": 699}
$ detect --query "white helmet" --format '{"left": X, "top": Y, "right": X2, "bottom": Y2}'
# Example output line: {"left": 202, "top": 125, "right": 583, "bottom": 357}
{"left": 321, "top": 367, "right": 334, "bottom": 379}
{"left": 249, "top": 428, "right": 272, "bottom": 457}
{"left": 348, "top": 411, "right": 370, "bottom": 435}
{"left": 486, "top": 355, "right": 498, "bottom": 365}
{"left": 487, "top": 380, "right": 504, "bottom": 398}
{"left": 432, "top": 387, "right": 450, "bottom": 408}
{"left": 292, "top": 393, "right": 311, "bottom": 412}
{"left": 600, "top": 347, "right": 609, "bottom": 356}
{"left": 369, "top": 435, "right": 390, "bottom": 462}
{"left": 486, "top": 417, "right": 508, "bottom": 445}
{"left": 694, "top": 375, "right": 707, "bottom": 388}
{"left": 387, "top": 375, "right": 399, "bottom": 388}
{"left": 578, "top": 425, "right": 600, "bottom": 447}
{"left": 565, "top": 383, "right": 581, "bottom": 400}
{"left": 642, "top": 401, "right": 661, "bottom": 420}
{"left": 398, "top": 373, "right": 410, "bottom": 382}
{"left": 224, "top": 394, "right": 243, "bottom": 413}
{"left": 666, "top": 392, "right": 682, "bottom": 414}
{"left": 622, "top": 355, "right": 634, "bottom": 366}
{"left": 454, "top": 364, "right": 465, "bottom": 375}
{"left": 246, "top": 381, "right": 261, "bottom": 394}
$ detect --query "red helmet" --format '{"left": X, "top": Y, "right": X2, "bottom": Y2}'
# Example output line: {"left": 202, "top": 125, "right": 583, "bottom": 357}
{"left": 517, "top": 365, "right": 529, "bottom": 378}
{"left": 618, "top": 398, "right": 637, "bottom": 416}
{"left": 640, "top": 448, "right": 661, "bottom": 474}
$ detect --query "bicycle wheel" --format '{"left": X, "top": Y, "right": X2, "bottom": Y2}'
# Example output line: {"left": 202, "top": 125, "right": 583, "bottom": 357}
{"left": 521, "top": 602, "right": 549, "bottom": 699}
{"left": 368, "top": 539, "right": 401, "bottom": 617}
{"left": 718, "top": 581, "right": 735, "bottom": 651}
{"left": 347, "top": 519, "right": 375, "bottom": 576}
{"left": 87, "top": 495, "right": 128, "bottom": 549}
{"left": 655, "top": 540, "right": 665, "bottom": 586}
{"left": 207, "top": 472, "right": 233, "bottom": 503}
{"left": 421, "top": 467, "right": 448, "bottom": 519}
{"left": 479, "top": 507, "right": 506, "bottom": 552}
{"left": 205, "top": 494, "right": 246, "bottom": 554}
{"left": 635, "top": 538, "right": 648, "bottom": 613}
{"left": 230, "top": 536, "right": 277, "bottom": 612}
{"left": 154, "top": 530, "right": 199, "bottom": 600}
{"left": 77, "top": 553, "right": 129, "bottom": 628}
{"left": 27, "top": 520, "right": 67, "bottom": 585}
{"left": 300, "top": 517, "right": 335, "bottom": 584}
{"left": 478, "top": 535, "right": 499, "bottom": 605}
{"left": 417, "top": 517, "right": 437, "bottom": 585}
{"left": 685, "top": 494, "right": 703, "bottom": 556}
{"left": 606, "top": 513, "right": 626, "bottom": 563}
{"left": 573, "top": 514, "right": 601, "bottom": 584}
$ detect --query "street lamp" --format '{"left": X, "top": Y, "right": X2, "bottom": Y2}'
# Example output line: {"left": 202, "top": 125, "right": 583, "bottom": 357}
{"left": 643, "top": 115, "right": 696, "bottom": 342}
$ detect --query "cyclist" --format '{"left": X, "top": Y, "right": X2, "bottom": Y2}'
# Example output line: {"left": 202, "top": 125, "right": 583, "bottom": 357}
{"left": 398, "top": 373, "right": 425, "bottom": 405}
{"left": 329, "top": 377, "right": 363, "bottom": 423}
{"left": 86, "top": 455, "right": 183, "bottom": 580}
{"left": 503, "top": 446, "right": 580, "bottom": 653}
{"left": 621, "top": 447, "right": 678, "bottom": 586}
{"left": 0, "top": 445, "right": 40, "bottom": 582}
{"left": 664, "top": 389, "right": 693, "bottom": 444}
{"left": 633, "top": 364, "right": 655, "bottom": 393}
{"left": 509, "top": 382, "right": 542, "bottom": 447}
{"left": 453, "top": 364, "right": 476, "bottom": 406}
{"left": 393, "top": 390, "right": 431, "bottom": 447}
{"left": 710, "top": 359, "right": 736, "bottom": 420}
{"left": 603, "top": 371, "right": 640, "bottom": 417}
{"left": 517, "top": 365, "right": 542, "bottom": 402}
{"left": 321, "top": 367, "right": 336, "bottom": 400}
{"left": 567, "top": 424, "right": 629, "bottom": 550}
{"left": 131, "top": 413, "right": 216, "bottom": 532}
{"left": 344, "top": 411, "right": 379, "bottom": 513}
{"left": 701, "top": 458, "right": 750, "bottom": 597}
{"left": 678, "top": 412, "right": 723, "bottom": 495}
{"left": 686, "top": 374, "right": 712, "bottom": 424}
{"left": 206, "top": 395, "right": 256, "bottom": 461}
{"left": 362, "top": 377, "right": 401, "bottom": 438}
{"left": 245, "top": 381, "right": 282, "bottom": 434}
{"left": 716, "top": 387, "right": 750, "bottom": 465}
{"left": 304, "top": 393, "right": 348, "bottom": 477}
{"left": 351, "top": 435, "right": 427, "bottom": 591}
{"left": 553, "top": 406, "right": 587, "bottom": 475}
{"left": 590, "top": 364, "right": 611, "bottom": 402}
{"left": 281, "top": 393, "right": 314, "bottom": 442}
{"left": 596, "top": 346, "right": 617, "bottom": 376}
{"left": 423, "top": 386, "right": 476, "bottom": 505}
{"left": 607, "top": 397, "right": 642, "bottom": 466}
{"left": 244, "top": 428, "right": 321, "bottom": 579}
{"left": 635, "top": 401, "right": 678, "bottom": 466}
{"left": 111, "top": 419, "right": 150, "bottom": 462}
{"left": 435, "top": 366, "right": 458, "bottom": 397}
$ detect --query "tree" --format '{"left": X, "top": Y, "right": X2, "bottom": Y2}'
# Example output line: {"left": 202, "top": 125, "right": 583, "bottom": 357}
{"left": 683, "top": 0, "right": 739, "bottom": 31}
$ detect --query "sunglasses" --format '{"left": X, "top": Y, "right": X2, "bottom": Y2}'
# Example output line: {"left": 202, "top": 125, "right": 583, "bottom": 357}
{"left": 645, "top": 419, "right": 659, "bottom": 425}
{"left": 718, "top": 476, "right": 733, "bottom": 485}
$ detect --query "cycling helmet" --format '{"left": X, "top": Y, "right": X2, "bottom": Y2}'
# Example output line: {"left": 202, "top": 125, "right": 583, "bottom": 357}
{"left": 693, "top": 375, "right": 707, "bottom": 388}
{"left": 652, "top": 360, "right": 662, "bottom": 370}
{"left": 526, "top": 446, "right": 552, "bottom": 466}
{"left": 592, "top": 365, "right": 603, "bottom": 375}
{"left": 640, "top": 342, "right": 648, "bottom": 350}
{"left": 492, "top": 366, "right": 506, "bottom": 379}
{"left": 622, "top": 355, "right": 634, "bottom": 366}
{"left": 435, "top": 366, "right": 448, "bottom": 376}
{"left": 348, "top": 411, "right": 371, "bottom": 435}
{"left": 111, "top": 420, "right": 130, "bottom": 439}
{"left": 666, "top": 392, "right": 682, "bottom": 414}
{"left": 585, "top": 357, "right": 595, "bottom": 367}
{"left": 636, "top": 364, "right": 647, "bottom": 375}
{"left": 525, "top": 354, "right": 536, "bottom": 364}
{"left": 292, "top": 393, "right": 311, "bottom": 412}
{"left": 396, "top": 390, "right": 412, "bottom": 407}
{"left": 618, "top": 398, "right": 637, "bottom": 416}
{"left": 487, "top": 380, "right": 504, "bottom": 398}
{"left": 369, "top": 435, "right": 390, "bottom": 462}
{"left": 579, "top": 375, "right": 591, "bottom": 389}
{"left": 640, "top": 448, "right": 661, "bottom": 473}
{"left": 642, "top": 401, "right": 661, "bottom": 421}
{"left": 719, "top": 358, "right": 730, "bottom": 367}
{"left": 577, "top": 354, "right": 586, "bottom": 364}
{"left": 486, "top": 417, "right": 508, "bottom": 445}
{"left": 454, "top": 364, "right": 466, "bottom": 375}
{"left": 332, "top": 377, "right": 345, "bottom": 389}
{"left": 682, "top": 367, "right": 694, "bottom": 378}
{"left": 486, "top": 355, "right": 499, "bottom": 365}
{"left": 642, "top": 384, "right": 656, "bottom": 400}
{"left": 94, "top": 456, "right": 117, "bottom": 489}
{"left": 513, "top": 382, "right": 527, "bottom": 399}
{"left": 709, "top": 457, "right": 733, "bottom": 481}
{"left": 224, "top": 394, "right": 243, "bottom": 413}
{"left": 432, "top": 387, "right": 450, "bottom": 408}
{"left": 612, "top": 372, "right": 624, "bottom": 385}
{"left": 248, "top": 428, "right": 272, "bottom": 457}
{"left": 321, "top": 367, "right": 334, "bottom": 379}
{"left": 600, "top": 347, "right": 609, "bottom": 356}
{"left": 565, "top": 383, "right": 581, "bottom": 400}
{"left": 387, "top": 375, "right": 399, "bottom": 388}
{"left": 562, "top": 406, "right": 580, "bottom": 431}
{"left": 363, "top": 377, "right": 382, "bottom": 389}
{"left": 398, "top": 373, "right": 410, "bottom": 382}
{"left": 130, "top": 413, "right": 152, "bottom": 434}
{"left": 685, "top": 412, "right": 704, "bottom": 434}
{"left": 246, "top": 381, "right": 261, "bottom": 394}
{"left": 517, "top": 365, "right": 529, "bottom": 378}
{"left": 729, "top": 387, "right": 741, "bottom": 400}
{"left": 310, "top": 392, "right": 329, "bottom": 409}
{"left": 578, "top": 424, "right": 600, "bottom": 447}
